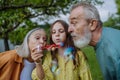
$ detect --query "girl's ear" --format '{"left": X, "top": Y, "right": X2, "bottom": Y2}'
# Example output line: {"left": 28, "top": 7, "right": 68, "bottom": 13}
{"left": 89, "top": 19, "right": 98, "bottom": 31}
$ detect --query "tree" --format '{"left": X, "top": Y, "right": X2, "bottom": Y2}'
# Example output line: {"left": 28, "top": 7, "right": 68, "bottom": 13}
{"left": 0, "top": 0, "right": 103, "bottom": 51}
{"left": 0, "top": 0, "right": 75, "bottom": 50}
{"left": 9, "top": 20, "right": 50, "bottom": 45}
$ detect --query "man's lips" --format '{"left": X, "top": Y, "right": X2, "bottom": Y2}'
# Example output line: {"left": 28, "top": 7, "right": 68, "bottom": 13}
{"left": 71, "top": 35, "right": 76, "bottom": 40}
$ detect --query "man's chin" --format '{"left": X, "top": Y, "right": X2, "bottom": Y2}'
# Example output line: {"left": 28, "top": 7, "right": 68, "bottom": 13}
{"left": 73, "top": 40, "right": 89, "bottom": 49}
{"left": 74, "top": 43, "right": 88, "bottom": 49}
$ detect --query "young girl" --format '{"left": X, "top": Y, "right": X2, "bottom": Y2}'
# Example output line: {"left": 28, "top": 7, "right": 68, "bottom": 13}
{"left": 33, "top": 20, "right": 92, "bottom": 80}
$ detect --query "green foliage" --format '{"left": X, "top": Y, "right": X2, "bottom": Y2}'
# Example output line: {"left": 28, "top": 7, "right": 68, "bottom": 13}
{"left": 0, "top": 9, "right": 27, "bottom": 39}
{"left": 0, "top": 0, "right": 74, "bottom": 45}
{"left": 9, "top": 20, "right": 50, "bottom": 45}
{"left": 81, "top": 46, "right": 103, "bottom": 80}
{"left": 0, "top": 0, "right": 103, "bottom": 47}
{"left": 9, "top": 27, "right": 28, "bottom": 45}
{"left": 103, "top": 15, "right": 120, "bottom": 29}
{"left": 116, "top": 0, "right": 120, "bottom": 15}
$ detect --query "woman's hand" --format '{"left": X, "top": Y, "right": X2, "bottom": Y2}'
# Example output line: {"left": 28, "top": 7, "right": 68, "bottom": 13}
{"left": 31, "top": 46, "right": 45, "bottom": 80}
{"left": 31, "top": 45, "right": 43, "bottom": 63}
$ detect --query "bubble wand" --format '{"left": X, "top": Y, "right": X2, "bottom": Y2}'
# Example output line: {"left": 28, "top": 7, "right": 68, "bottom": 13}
{"left": 37, "top": 42, "right": 64, "bottom": 51}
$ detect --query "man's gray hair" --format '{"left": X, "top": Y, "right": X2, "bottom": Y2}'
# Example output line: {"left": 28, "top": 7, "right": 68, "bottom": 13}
{"left": 71, "top": 2, "right": 101, "bottom": 21}
{"left": 16, "top": 28, "right": 44, "bottom": 58}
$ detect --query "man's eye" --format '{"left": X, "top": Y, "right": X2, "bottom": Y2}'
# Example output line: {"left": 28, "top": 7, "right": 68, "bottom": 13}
{"left": 71, "top": 21, "right": 76, "bottom": 24}
{"left": 73, "top": 22, "right": 77, "bottom": 26}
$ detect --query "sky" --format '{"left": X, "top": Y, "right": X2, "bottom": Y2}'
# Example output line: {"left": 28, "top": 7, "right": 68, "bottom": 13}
{"left": 54, "top": 0, "right": 117, "bottom": 23}
{"left": 31, "top": 0, "right": 117, "bottom": 24}
{"left": 96, "top": 0, "right": 117, "bottom": 22}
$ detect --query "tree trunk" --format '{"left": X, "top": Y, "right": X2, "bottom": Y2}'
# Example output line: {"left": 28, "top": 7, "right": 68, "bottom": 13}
{"left": 3, "top": 34, "right": 9, "bottom": 51}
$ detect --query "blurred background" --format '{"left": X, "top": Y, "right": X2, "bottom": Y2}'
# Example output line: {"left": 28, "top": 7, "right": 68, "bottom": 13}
{"left": 0, "top": 0, "right": 120, "bottom": 80}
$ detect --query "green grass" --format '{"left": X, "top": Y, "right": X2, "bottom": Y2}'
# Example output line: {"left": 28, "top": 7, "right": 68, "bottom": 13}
{"left": 81, "top": 46, "right": 103, "bottom": 80}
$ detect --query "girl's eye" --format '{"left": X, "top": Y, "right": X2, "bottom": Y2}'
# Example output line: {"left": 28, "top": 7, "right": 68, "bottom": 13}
{"left": 59, "top": 29, "right": 65, "bottom": 33}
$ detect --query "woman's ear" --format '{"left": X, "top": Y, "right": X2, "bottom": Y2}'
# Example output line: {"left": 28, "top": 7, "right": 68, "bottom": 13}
{"left": 89, "top": 19, "right": 98, "bottom": 31}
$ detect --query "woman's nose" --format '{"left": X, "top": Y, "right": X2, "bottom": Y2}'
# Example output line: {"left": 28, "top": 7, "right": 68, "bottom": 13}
{"left": 39, "top": 38, "right": 44, "bottom": 44}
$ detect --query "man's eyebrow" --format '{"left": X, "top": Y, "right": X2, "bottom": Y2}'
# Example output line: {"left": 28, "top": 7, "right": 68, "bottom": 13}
{"left": 70, "top": 16, "right": 76, "bottom": 19}
{"left": 70, "top": 16, "right": 80, "bottom": 21}
{"left": 69, "top": 18, "right": 76, "bottom": 22}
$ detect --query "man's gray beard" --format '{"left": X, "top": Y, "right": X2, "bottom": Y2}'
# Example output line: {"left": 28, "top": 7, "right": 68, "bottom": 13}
{"left": 73, "top": 31, "right": 92, "bottom": 49}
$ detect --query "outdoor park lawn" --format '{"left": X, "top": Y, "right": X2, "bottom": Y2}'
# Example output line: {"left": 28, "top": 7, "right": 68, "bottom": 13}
{"left": 81, "top": 46, "right": 104, "bottom": 80}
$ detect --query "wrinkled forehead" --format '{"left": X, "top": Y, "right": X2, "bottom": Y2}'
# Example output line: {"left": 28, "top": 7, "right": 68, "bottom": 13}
{"left": 69, "top": 6, "right": 84, "bottom": 21}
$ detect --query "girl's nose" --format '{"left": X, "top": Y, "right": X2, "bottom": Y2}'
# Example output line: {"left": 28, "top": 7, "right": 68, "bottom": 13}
{"left": 55, "top": 31, "right": 60, "bottom": 37}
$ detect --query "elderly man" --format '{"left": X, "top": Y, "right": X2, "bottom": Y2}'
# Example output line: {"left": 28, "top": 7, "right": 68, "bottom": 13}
{"left": 68, "top": 2, "right": 120, "bottom": 80}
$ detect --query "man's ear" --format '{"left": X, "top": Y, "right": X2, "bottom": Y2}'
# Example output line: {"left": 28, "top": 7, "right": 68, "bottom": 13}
{"left": 89, "top": 19, "right": 98, "bottom": 31}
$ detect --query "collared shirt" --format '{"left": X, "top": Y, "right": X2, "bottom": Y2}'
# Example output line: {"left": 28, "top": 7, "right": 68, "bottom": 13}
{"left": 95, "top": 27, "right": 120, "bottom": 80}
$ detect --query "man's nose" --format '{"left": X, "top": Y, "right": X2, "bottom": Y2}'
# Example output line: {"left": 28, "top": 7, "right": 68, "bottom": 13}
{"left": 68, "top": 25, "right": 73, "bottom": 33}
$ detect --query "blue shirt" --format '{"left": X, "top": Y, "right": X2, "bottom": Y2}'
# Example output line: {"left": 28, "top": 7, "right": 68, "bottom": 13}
{"left": 95, "top": 27, "right": 120, "bottom": 80}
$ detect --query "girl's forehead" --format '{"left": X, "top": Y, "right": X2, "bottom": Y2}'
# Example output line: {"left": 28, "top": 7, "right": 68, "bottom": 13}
{"left": 53, "top": 23, "right": 64, "bottom": 29}
{"left": 54, "top": 22, "right": 62, "bottom": 26}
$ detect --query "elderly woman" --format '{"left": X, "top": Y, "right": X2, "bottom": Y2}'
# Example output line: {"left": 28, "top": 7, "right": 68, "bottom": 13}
{"left": 0, "top": 28, "right": 47, "bottom": 80}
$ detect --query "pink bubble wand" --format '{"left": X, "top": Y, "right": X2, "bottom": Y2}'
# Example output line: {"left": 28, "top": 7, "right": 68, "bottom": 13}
{"left": 40, "top": 42, "right": 64, "bottom": 50}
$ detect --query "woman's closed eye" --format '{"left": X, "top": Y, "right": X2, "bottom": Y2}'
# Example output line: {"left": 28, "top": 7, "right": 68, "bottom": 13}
{"left": 35, "top": 36, "right": 40, "bottom": 40}
{"left": 52, "top": 30, "right": 56, "bottom": 34}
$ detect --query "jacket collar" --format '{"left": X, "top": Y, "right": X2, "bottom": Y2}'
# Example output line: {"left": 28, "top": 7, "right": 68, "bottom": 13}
{"left": 14, "top": 50, "right": 23, "bottom": 63}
